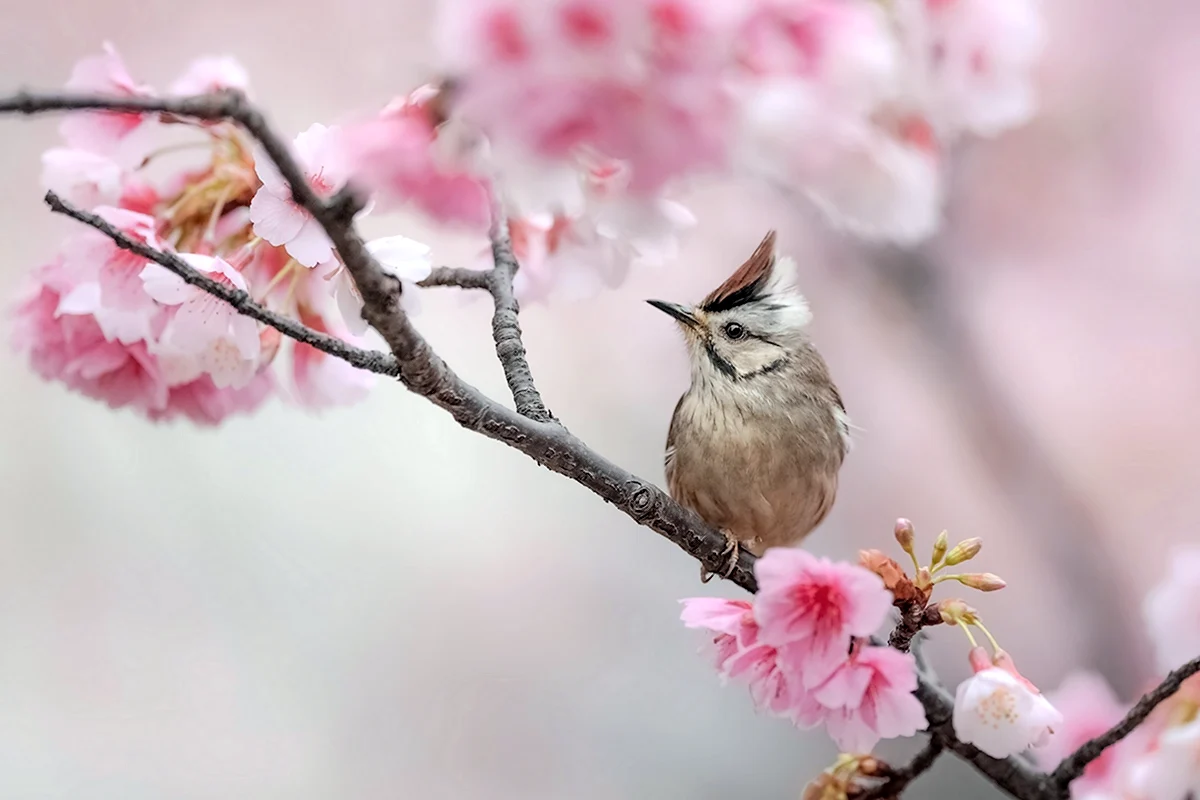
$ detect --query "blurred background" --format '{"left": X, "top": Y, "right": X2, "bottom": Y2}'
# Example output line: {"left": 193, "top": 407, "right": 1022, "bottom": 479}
{"left": 2, "top": 0, "right": 1200, "bottom": 797}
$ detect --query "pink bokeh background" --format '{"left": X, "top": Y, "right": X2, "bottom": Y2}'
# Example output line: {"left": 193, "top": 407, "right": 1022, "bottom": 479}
{"left": 2, "top": 0, "right": 1199, "bottom": 796}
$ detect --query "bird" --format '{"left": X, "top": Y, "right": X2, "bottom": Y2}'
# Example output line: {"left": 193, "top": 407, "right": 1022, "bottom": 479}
{"left": 647, "top": 230, "right": 851, "bottom": 583}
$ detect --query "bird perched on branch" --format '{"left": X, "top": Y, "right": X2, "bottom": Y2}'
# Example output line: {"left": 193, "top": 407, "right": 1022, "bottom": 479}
{"left": 648, "top": 231, "right": 851, "bottom": 582}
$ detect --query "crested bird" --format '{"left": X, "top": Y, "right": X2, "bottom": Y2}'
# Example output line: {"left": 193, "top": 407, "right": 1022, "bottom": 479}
{"left": 648, "top": 231, "right": 851, "bottom": 582}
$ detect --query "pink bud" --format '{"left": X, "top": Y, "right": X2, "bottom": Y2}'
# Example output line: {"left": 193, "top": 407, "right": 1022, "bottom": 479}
{"left": 894, "top": 518, "right": 916, "bottom": 554}
{"left": 960, "top": 573, "right": 1006, "bottom": 592}
{"left": 968, "top": 645, "right": 992, "bottom": 674}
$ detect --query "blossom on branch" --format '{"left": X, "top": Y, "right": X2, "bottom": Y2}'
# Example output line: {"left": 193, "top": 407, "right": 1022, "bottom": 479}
{"left": 755, "top": 547, "right": 893, "bottom": 688}
{"left": 250, "top": 123, "right": 348, "bottom": 268}
{"left": 814, "top": 644, "right": 928, "bottom": 753}
{"left": 59, "top": 42, "right": 153, "bottom": 157}
{"left": 1144, "top": 547, "right": 1200, "bottom": 675}
{"left": 953, "top": 645, "right": 1062, "bottom": 758}
{"left": 140, "top": 255, "right": 262, "bottom": 389}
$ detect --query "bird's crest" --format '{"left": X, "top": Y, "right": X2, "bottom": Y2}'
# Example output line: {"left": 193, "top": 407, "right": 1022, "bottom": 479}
{"left": 700, "top": 231, "right": 777, "bottom": 313}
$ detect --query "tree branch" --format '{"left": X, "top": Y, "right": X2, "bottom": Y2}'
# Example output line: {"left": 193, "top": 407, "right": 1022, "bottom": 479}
{"left": 418, "top": 266, "right": 491, "bottom": 290}
{"left": 1050, "top": 654, "right": 1200, "bottom": 791}
{"left": 43, "top": 190, "right": 400, "bottom": 377}
{"left": 486, "top": 209, "right": 554, "bottom": 423}
{"left": 858, "top": 738, "right": 944, "bottom": 800}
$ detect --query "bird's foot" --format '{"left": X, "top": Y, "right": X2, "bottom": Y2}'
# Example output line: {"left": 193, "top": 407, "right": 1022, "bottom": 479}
{"left": 700, "top": 530, "right": 741, "bottom": 584}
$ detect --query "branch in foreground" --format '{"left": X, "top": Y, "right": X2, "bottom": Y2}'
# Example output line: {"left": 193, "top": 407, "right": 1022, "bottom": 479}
{"left": 1050, "top": 654, "right": 1200, "bottom": 791}
{"left": 858, "top": 739, "right": 944, "bottom": 800}
{"left": 44, "top": 191, "right": 400, "bottom": 378}
{"left": 419, "top": 266, "right": 491, "bottom": 290}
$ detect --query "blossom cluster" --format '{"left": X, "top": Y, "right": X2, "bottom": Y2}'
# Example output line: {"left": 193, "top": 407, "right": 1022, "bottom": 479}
{"left": 11, "top": 46, "right": 439, "bottom": 423}
{"left": 683, "top": 523, "right": 1071, "bottom": 765}
{"left": 1035, "top": 547, "right": 1200, "bottom": 800}
{"left": 437, "top": 0, "right": 1044, "bottom": 245}
{"left": 681, "top": 548, "right": 928, "bottom": 753}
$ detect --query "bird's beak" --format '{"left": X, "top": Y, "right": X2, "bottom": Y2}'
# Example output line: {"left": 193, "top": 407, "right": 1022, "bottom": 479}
{"left": 646, "top": 300, "right": 700, "bottom": 330}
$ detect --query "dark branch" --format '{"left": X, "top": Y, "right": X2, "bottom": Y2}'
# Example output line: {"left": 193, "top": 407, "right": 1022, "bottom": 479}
{"left": 43, "top": 190, "right": 400, "bottom": 377}
{"left": 858, "top": 739, "right": 944, "bottom": 800}
{"left": 1050, "top": 654, "right": 1200, "bottom": 791}
{"left": 486, "top": 210, "right": 553, "bottom": 422}
{"left": 419, "top": 266, "right": 492, "bottom": 290}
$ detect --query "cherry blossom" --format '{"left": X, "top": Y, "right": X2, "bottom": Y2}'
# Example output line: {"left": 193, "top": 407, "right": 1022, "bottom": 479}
{"left": 40, "top": 148, "right": 123, "bottom": 209}
{"left": 11, "top": 260, "right": 169, "bottom": 414}
{"left": 337, "top": 89, "right": 492, "bottom": 228}
{"left": 754, "top": 547, "right": 893, "bottom": 689}
{"left": 680, "top": 597, "right": 824, "bottom": 722}
{"left": 1143, "top": 547, "right": 1200, "bottom": 674}
{"left": 59, "top": 42, "right": 153, "bottom": 157}
{"left": 1127, "top": 719, "right": 1200, "bottom": 800}
{"left": 249, "top": 123, "right": 348, "bottom": 268}
{"left": 437, "top": 0, "right": 740, "bottom": 195}
{"left": 809, "top": 644, "right": 928, "bottom": 753}
{"left": 60, "top": 206, "right": 162, "bottom": 317}
{"left": 953, "top": 646, "right": 1063, "bottom": 758}
{"left": 169, "top": 55, "right": 251, "bottom": 96}
{"left": 327, "top": 235, "right": 434, "bottom": 336}
{"left": 290, "top": 313, "right": 375, "bottom": 411}
{"left": 1035, "top": 672, "right": 1130, "bottom": 794}
{"left": 150, "top": 371, "right": 275, "bottom": 426}
{"left": 140, "top": 255, "right": 261, "bottom": 389}
{"left": 895, "top": 0, "right": 1046, "bottom": 138}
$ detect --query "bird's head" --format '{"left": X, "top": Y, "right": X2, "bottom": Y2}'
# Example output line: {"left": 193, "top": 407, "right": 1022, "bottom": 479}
{"left": 647, "top": 230, "right": 813, "bottom": 384}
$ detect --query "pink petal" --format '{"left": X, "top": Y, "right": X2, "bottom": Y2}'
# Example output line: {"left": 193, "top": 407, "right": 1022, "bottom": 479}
{"left": 679, "top": 598, "right": 754, "bottom": 635}
{"left": 169, "top": 55, "right": 250, "bottom": 96}
{"left": 285, "top": 217, "right": 335, "bottom": 267}
{"left": 249, "top": 189, "right": 307, "bottom": 246}
{"left": 140, "top": 264, "right": 192, "bottom": 305}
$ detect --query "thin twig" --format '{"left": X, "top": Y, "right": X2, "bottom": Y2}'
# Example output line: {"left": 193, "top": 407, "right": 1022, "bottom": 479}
{"left": 858, "top": 739, "right": 945, "bottom": 800}
{"left": 419, "top": 266, "right": 491, "bottom": 290}
{"left": 1050, "top": 654, "right": 1200, "bottom": 791}
{"left": 486, "top": 209, "right": 553, "bottom": 422}
{"left": 43, "top": 191, "right": 399, "bottom": 377}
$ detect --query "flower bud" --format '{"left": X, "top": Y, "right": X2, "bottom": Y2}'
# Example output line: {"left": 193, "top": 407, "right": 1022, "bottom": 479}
{"left": 937, "top": 598, "right": 979, "bottom": 626}
{"left": 957, "top": 573, "right": 1007, "bottom": 592}
{"left": 931, "top": 530, "right": 949, "bottom": 566}
{"left": 915, "top": 565, "right": 933, "bottom": 591}
{"left": 894, "top": 518, "right": 916, "bottom": 555}
{"left": 943, "top": 537, "right": 982, "bottom": 566}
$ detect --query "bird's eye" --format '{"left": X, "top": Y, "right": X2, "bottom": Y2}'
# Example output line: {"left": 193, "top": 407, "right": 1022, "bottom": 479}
{"left": 723, "top": 322, "right": 747, "bottom": 340}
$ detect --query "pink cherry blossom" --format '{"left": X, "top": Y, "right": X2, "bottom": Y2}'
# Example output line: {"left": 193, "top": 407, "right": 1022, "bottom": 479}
{"left": 953, "top": 646, "right": 1063, "bottom": 758}
{"left": 437, "top": 0, "right": 740, "bottom": 195}
{"left": 290, "top": 310, "right": 374, "bottom": 411}
{"left": 807, "top": 644, "right": 928, "bottom": 753}
{"left": 1127, "top": 719, "right": 1200, "bottom": 800}
{"left": 1144, "top": 547, "right": 1200, "bottom": 674}
{"left": 150, "top": 371, "right": 274, "bottom": 426}
{"left": 60, "top": 206, "right": 162, "bottom": 316}
{"left": 249, "top": 123, "right": 348, "bottom": 268}
{"left": 169, "top": 55, "right": 251, "bottom": 96}
{"left": 896, "top": 0, "right": 1045, "bottom": 137}
{"left": 11, "top": 260, "right": 169, "bottom": 414}
{"left": 59, "top": 42, "right": 153, "bottom": 156}
{"left": 140, "top": 255, "right": 261, "bottom": 389}
{"left": 1035, "top": 672, "right": 1129, "bottom": 794}
{"left": 680, "top": 597, "right": 823, "bottom": 723}
{"left": 40, "top": 148, "right": 123, "bottom": 209}
{"left": 753, "top": 547, "right": 893, "bottom": 688}
{"left": 337, "top": 90, "right": 492, "bottom": 228}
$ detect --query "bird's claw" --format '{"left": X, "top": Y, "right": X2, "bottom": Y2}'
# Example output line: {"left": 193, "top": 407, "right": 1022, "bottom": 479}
{"left": 700, "top": 531, "right": 741, "bottom": 584}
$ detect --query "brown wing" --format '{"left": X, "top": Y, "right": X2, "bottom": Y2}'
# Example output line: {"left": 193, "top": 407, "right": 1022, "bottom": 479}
{"left": 699, "top": 230, "right": 776, "bottom": 313}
